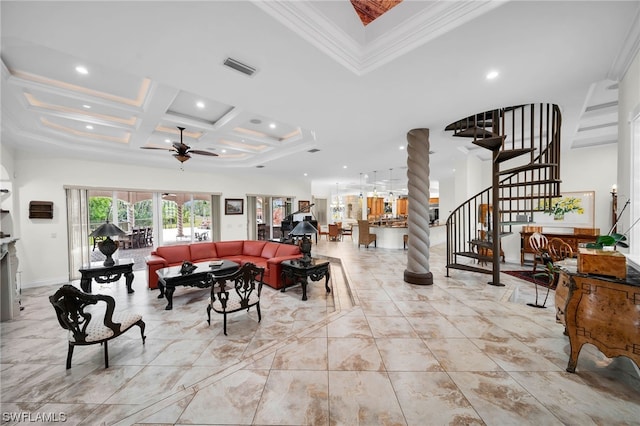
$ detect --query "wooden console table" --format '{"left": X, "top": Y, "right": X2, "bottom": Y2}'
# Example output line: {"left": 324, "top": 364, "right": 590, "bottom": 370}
{"left": 520, "top": 228, "right": 598, "bottom": 265}
{"left": 555, "top": 267, "right": 640, "bottom": 373}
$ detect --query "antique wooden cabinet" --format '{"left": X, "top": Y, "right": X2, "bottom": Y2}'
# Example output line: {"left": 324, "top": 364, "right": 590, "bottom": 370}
{"left": 367, "top": 197, "right": 384, "bottom": 218}
{"left": 555, "top": 268, "right": 640, "bottom": 373}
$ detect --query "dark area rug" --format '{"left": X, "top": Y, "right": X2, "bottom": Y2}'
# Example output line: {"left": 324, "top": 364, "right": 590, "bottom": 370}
{"left": 503, "top": 269, "right": 557, "bottom": 290}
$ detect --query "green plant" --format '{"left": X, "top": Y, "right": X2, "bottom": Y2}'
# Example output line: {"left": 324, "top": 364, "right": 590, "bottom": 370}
{"left": 528, "top": 261, "right": 559, "bottom": 308}
{"left": 585, "top": 232, "right": 628, "bottom": 249}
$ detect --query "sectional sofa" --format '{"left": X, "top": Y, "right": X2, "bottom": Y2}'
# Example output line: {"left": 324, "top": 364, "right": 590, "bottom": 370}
{"left": 145, "top": 240, "right": 302, "bottom": 290}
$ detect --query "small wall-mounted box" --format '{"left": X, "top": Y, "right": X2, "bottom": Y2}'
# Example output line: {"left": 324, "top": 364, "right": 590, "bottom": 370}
{"left": 29, "top": 201, "right": 54, "bottom": 219}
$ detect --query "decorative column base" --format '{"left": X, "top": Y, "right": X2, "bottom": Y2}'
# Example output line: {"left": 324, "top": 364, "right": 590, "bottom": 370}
{"left": 404, "top": 269, "right": 433, "bottom": 285}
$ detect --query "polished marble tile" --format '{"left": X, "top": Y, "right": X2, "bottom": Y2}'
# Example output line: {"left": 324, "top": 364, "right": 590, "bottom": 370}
{"left": 1, "top": 240, "right": 639, "bottom": 425}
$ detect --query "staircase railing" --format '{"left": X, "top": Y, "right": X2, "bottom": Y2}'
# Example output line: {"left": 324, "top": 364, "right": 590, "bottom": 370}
{"left": 445, "top": 103, "right": 562, "bottom": 276}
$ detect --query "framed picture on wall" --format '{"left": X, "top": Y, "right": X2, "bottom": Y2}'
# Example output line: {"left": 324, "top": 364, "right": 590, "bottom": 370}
{"left": 531, "top": 191, "right": 595, "bottom": 227}
{"left": 298, "top": 200, "right": 310, "bottom": 213}
{"left": 225, "top": 198, "right": 244, "bottom": 215}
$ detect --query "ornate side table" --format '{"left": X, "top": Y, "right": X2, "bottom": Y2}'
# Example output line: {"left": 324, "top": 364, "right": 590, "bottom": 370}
{"left": 79, "top": 258, "right": 135, "bottom": 293}
{"left": 280, "top": 259, "right": 331, "bottom": 301}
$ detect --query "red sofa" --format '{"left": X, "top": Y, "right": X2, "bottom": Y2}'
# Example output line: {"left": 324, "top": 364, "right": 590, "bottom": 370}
{"left": 145, "top": 240, "right": 302, "bottom": 290}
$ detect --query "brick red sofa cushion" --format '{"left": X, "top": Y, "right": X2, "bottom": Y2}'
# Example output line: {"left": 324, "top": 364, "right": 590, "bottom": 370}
{"left": 156, "top": 245, "right": 191, "bottom": 264}
{"left": 243, "top": 240, "right": 267, "bottom": 257}
{"left": 215, "top": 240, "right": 245, "bottom": 257}
{"left": 190, "top": 242, "right": 218, "bottom": 262}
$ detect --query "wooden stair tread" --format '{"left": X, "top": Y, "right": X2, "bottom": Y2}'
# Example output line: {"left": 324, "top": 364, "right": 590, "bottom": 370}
{"left": 499, "top": 162, "right": 557, "bottom": 175}
{"left": 447, "top": 263, "right": 492, "bottom": 274}
{"left": 454, "top": 127, "right": 494, "bottom": 138}
{"left": 472, "top": 135, "right": 505, "bottom": 151}
{"left": 495, "top": 148, "right": 534, "bottom": 163}
{"left": 455, "top": 251, "right": 494, "bottom": 262}
{"left": 498, "top": 194, "right": 561, "bottom": 201}
{"left": 445, "top": 120, "right": 494, "bottom": 131}
{"left": 499, "top": 178, "right": 562, "bottom": 188}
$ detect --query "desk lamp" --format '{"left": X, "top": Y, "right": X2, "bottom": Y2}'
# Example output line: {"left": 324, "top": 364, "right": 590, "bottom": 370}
{"left": 290, "top": 220, "right": 318, "bottom": 264}
{"left": 90, "top": 221, "right": 127, "bottom": 266}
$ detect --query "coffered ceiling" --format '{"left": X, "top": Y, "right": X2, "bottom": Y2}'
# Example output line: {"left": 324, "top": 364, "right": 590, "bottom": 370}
{"left": 1, "top": 1, "right": 638, "bottom": 195}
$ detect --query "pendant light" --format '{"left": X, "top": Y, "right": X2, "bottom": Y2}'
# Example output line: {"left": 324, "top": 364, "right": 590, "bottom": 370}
{"left": 373, "top": 171, "right": 378, "bottom": 198}
{"left": 388, "top": 168, "right": 394, "bottom": 199}
{"left": 359, "top": 173, "right": 363, "bottom": 199}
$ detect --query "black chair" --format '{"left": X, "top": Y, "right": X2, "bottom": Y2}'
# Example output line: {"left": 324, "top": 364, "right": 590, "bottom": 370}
{"left": 49, "top": 285, "right": 146, "bottom": 369}
{"left": 206, "top": 263, "right": 265, "bottom": 335}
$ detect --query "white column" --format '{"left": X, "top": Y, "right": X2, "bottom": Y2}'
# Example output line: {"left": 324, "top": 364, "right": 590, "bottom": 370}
{"left": 404, "top": 128, "right": 433, "bottom": 285}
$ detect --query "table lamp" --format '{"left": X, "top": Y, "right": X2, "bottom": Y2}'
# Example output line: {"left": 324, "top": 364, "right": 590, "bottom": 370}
{"left": 90, "top": 221, "right": 127, "bottom": 266}
{"left": 290, "top": 220, "right": 318, "bottom": 264}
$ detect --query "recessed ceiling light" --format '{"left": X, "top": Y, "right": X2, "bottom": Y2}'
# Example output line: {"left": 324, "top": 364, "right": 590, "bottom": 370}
{"left": 269, "top": 123, "right": 276, "bottom": 129}
{"left": 221, "top": 149, "right": 227, "bottom": 153}
{"left": 343, "top": 165, "right": 347, "bottom": 169}
{"left": 82, "top": 104, "right": 91, "bottom": 109}
{"left": 304, "top": 173, "right": 308, "bottom": 177}
{"left": 196, "top": 101, "right": 205, "bottom": 109}
{"left": 85, "top": 125, "right": 93, "bottom": 130}
{"left": 75, "top": 65, "right": 89, "bottom": 75}
{"left": 165, "top": 139, "right": 171, "bottom": 143}
{"left": 486, "top": 70, "right": 499, "bottom": 80}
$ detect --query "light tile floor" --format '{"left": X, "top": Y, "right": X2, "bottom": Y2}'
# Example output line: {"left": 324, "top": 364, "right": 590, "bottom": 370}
{"left": 1, "top": 240, "right": 639, "bottom": 425}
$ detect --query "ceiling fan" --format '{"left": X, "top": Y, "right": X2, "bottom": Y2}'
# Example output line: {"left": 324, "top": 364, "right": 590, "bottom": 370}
{"left": 141, "top": 126, "right": 218, "bottom": 163}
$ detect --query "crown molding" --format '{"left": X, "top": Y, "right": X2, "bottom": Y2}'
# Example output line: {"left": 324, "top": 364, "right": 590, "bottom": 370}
{"left": 608, "top": 5, "right": 640, "bottom": 81}
{"left": 253, "top": 0, "right": 504, "bottom": 75}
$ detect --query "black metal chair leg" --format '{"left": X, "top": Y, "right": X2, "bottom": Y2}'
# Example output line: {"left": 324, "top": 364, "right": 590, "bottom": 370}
{"left": 223, "top": 313, "right": 227, "bottom": 335}
{"left": 66, "top": 344, "right": 74, "bottom": 369}
{"left": 104, "top": 341, "right": 109, "bottom": 368}
{"left": 137, "top": 320, "right": 147, "bottom": 343}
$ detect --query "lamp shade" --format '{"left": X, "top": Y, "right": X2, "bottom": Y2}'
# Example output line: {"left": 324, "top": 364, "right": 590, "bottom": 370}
{"left": 290, "top": 221, "right": 318, "bottom": 236}
{"left": 90, "top": 221, "right": 127, "bottom": 238}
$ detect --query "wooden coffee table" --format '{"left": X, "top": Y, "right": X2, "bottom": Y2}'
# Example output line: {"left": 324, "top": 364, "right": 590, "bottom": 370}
{"left": 156, "top": 260, "right": 239, "bottom": 310}
{"left": 280, "top": 258, "right": 331, "bottom": 301}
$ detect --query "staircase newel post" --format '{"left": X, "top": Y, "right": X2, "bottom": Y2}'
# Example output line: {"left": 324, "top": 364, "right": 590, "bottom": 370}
{"left": 404, "top": 128, "right": 433, "bottom": 285}
{"left": 488, "top": 149, "right": 504, "bottom": 286}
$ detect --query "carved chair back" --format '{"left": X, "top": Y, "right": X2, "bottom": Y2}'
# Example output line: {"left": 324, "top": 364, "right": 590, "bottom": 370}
{"left": 207, "top": 262, "right": 265, "bottom": 335}
{"left": 49, "top": 284, "right": 146, "bottom": 369}
{"left": 548, "top": 238, "right": 573, "bottom": 262}
{"left": 529, "top": 232, "right": 550, "bottom": 271}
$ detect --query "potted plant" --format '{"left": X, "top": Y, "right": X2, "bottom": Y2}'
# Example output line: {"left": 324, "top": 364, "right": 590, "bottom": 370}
{"left": 585, "top": 233, "right": 628, "bottom": 251}
{"left": 527, "top": 259, "right": 558, "bottom": 308}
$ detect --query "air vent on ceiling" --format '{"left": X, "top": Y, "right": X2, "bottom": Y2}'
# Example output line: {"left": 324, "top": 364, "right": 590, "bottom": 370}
{"left": 308, "top": 149, "right": 320, "bottom": 153}
{"left": 256, "top": 165, "right": 265, "bottom": 168}
{"left": 223, "top": 57, "right": 256, "bottom": 76}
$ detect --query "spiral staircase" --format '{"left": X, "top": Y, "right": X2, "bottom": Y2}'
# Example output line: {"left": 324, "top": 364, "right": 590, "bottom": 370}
{"left": 445, "top": 103, "right": 562, "bottom": 286}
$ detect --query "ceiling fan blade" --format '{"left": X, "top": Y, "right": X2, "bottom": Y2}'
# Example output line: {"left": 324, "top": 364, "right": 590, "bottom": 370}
{"left": 141, "top": 146, "right": 174, "bottom": 151}
{"left": 190, "top": 150, "right": 219, "bottom": 157}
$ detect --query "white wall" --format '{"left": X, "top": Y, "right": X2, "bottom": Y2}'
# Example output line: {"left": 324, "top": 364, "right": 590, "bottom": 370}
{"left": 0, "top": 144, "right": 18, "bottom": 238}
{"left": 11, "top": 153, "right": 310, "bottom": 287}
{"left": 618, "top": 48, "right": 640, "bottom": 267}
